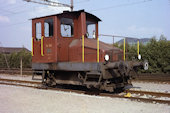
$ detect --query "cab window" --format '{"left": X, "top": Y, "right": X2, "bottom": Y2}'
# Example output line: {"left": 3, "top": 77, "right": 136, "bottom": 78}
{"left": 86, "top": 21, "right": 96, "bottom": 38}
{"left": 60, "top": 18, "right": 74, "bottom": 37}
{"left": 35, "top": 22, "right": 41, "bottom": 39}
{"left": 44, "top": 18, "right": 53, "bottom": 37}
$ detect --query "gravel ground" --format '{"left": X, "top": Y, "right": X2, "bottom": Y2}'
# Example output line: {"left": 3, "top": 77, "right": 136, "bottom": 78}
{"left": 0, "top": 85, "right": 170, "bottom": 113}
{"left": 0, "top": 74, "right": 41, "bottom": 81}
{"left": 132, "top": 81, "right": 170, "bottom": 93}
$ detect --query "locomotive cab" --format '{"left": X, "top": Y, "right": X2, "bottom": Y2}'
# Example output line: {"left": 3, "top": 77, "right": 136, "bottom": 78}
{"left": 31, "top": 10, "right": 147, "bottom": 92}
{"left": 32, "top": 10, "right": 105, "bottom": 63}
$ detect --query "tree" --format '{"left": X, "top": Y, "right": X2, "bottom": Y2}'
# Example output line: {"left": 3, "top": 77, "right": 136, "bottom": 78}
{"left": 0, "top": 49, "right": 32, "bottom": 69}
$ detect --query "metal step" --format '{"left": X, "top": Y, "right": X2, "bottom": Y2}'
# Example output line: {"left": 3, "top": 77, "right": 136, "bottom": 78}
{"left": 84, "top": 71, "right": 102, "bottom": 84}
{"left": 32, "top": 70, "right": 43, "bottom": 81}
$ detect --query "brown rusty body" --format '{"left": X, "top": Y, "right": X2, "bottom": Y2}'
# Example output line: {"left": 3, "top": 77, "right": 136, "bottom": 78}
{"left": 32, "top": 10, "right": 123, "bottom": 63}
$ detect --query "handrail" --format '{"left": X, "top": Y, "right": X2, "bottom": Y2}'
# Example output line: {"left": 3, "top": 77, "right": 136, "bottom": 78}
{"left": 32, "top": 37, "right": 34, "bottom": 56}
{"left": 137, "top": 40, "right": 139, "bottom": 57}
{"left": 82, "top": 35, "right": 84, "bottom": 62}
{"left": 41, "top": 36, "right": 44, "bottom": 56}
{"left": 97, "top": 37, "right": 99, "bottom": 63}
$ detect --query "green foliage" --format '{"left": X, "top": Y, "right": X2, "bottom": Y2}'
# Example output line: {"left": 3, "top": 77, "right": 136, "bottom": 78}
{"left": 116, "top": 35, "right": 170, "bottom": 73}
{"left": 0, "top": 54, "right": 7, "bottom": 68}
{"left": 0, "top": 49, "right": 32, "bottom": 68}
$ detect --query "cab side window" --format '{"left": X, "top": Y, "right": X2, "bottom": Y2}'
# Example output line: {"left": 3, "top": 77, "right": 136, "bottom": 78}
{"left": 60, "top": 18, "right": 74, "bottom": 37}
{"left": 35, "top": 22, "right": 41, "bottom": 39}
{"left": 86, "top": 21, "right": 96, "bottom": 39}
{"left": 44, "top": 18, "right": 53, "bottom": 37}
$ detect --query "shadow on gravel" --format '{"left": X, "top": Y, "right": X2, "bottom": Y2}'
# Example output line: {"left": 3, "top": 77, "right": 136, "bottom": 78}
{"left": 48, "top": 84, "right": 126, "bottom": 95}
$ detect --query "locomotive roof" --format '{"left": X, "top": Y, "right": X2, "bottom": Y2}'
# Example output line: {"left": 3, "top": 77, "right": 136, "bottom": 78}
{"left": 31, "top": 10, "right": 101, "bottom": 22}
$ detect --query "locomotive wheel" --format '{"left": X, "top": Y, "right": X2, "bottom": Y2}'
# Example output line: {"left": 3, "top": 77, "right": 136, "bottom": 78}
{"left": 43, "top": 72, "right": 56, "bottom": 87}
{"left": 45, "top": 77, "right": 53, "bottom": 86}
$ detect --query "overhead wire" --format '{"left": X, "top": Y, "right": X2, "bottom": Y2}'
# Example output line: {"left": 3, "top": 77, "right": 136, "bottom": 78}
{"left": 0, "top": 3, "right": 34, "bottom": 16}
{"left": 0, "top": 0, "right": 65, "bottom": 17}
{"left": 89, "top": 0, "right": 152, "bottom": 12}
{"left": 0, "top": 3, "right": 61, "bottom": 28}
{"left": 0, "top": 20, "right": 29, "bottom": 28}
{"left": 74, "top": 0, "right": 90, "bottom": 4}
{"left": 0, "top": 5, "right": 58, "bottom": 17}
{"left": 0, "top": 2, "right": 28, "bottom": 11}
{"left": 0, "top": 0, "right": 153, "bottom": 28}
{"left": 1, "top": 0, "right": 86, "bottom": 17}
{"left": 0, "top": 0, "right": 64, "bottom": 28}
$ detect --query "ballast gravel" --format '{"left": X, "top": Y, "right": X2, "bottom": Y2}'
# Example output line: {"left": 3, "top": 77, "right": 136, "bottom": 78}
{"left": 0, "top": 85, "right": 170, "bottom": 113}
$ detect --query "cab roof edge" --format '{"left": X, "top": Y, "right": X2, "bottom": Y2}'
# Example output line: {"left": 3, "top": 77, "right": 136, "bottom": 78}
{"left": 30, "top": 9, "right": 101, "bottom": 22}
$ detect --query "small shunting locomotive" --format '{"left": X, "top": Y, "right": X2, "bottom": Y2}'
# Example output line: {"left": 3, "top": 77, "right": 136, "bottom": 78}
{"left": 31, "top": 10, "right": 148, "bottom": 92}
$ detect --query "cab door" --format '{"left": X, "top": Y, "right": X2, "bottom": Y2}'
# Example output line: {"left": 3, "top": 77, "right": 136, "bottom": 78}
{"left": 32, "top": 16, "right": 57, "bottom": 63}
{"left": 43, "top": 17, "right": 56, "bottom": 63}
{"left": 32, "top": 18, "right": 43, "bottom": 63}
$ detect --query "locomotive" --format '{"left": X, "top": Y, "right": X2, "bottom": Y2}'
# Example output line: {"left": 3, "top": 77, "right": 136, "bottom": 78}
{"left": 31, "top": 10, "right": 148, "bottom": 92}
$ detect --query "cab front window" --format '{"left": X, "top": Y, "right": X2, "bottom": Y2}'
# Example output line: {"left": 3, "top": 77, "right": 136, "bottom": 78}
{"left": 35, "top": 22, "right": 41, "bottom": 39}
{"left": 60, "top": 18, "right": 74, "bottom": 37}
{"left": 44, "top": 18, "right": 53, "bottom": 37}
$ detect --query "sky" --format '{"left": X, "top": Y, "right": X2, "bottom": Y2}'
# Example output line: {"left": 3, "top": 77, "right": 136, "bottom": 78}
{"left": 0, "top": 0, "right": 170, "bottom": 50}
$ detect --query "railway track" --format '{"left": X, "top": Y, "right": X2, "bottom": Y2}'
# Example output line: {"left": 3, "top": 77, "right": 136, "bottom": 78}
{"left": 122, "top": 90, "right": 170, "bottom": 105}
{"left": 0, "top": 78, "right": 170, "bottom": 105}
{"left": 127, "top": 90, "right": 170, "bottom": 97}
{"left": 134, "top": 76, "right": 170, "bottom": 83}
{"left": 0, "top": 78, "right": 41, "bottom": 84}
{"left": 0, "top": 68, "right": 32, "bottom": 75}
{"left": 1, "top": 69, "right": 170, "bottom": 83}
{"left": 0, "top": 78, "right": 41, "bottom": 89}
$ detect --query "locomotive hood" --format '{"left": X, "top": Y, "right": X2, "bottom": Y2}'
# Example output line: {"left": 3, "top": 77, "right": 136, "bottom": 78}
{"left": 69, "top": 38, "right": 122, "bottom": 51}
{"left": 69, "top": 38, "right": 123, "bottom": 62}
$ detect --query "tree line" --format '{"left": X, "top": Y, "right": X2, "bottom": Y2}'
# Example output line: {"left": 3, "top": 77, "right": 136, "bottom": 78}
{"left": 0, "top": 49, "right": 31, "bottom": 69}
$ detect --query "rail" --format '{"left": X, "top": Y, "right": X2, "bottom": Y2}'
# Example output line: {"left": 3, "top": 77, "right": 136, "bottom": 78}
{"left": 127, "top": 90, "right": 170, "bottom": 97}
{"left": 99, "top": 34, "right": 141, "bottom": 61}
{"left": 0, "top": 78, "right": 170, "bottom": 105}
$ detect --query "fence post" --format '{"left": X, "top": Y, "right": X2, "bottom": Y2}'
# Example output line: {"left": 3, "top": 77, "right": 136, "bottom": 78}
{"left": 20, "top": 57, "right": 22, "bottom": 76}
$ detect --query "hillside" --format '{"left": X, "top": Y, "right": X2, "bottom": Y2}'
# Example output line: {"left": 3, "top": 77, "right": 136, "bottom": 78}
{"left": 116, "top": 38, "right": 151, "bottom": 45}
